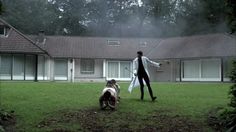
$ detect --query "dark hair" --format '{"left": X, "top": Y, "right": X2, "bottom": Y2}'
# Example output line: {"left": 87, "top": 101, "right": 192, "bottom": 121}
{"left": 137, "top": 51, "right": 143, "bottom": 56}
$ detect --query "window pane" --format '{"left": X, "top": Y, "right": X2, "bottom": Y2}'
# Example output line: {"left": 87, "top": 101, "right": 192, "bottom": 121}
{"left": 175, "top": 60, "right": 180, "bottom": 81}
{"left": 44, "top": 58, "right": 49, "bottom": 80}
{"left": 223, "top": 58, "right": 236, "bottom": 78}
{"left": 0, "top": 54, "right": 11, "bottom": 80}
{"left": 0, "top": 27, "right": 4, "bottom": 35}
{"left": 54, "top": 59, "right": 67, "bottom": 80}
{"left": 201, "top": 59, "right": 220, "bottom": 78}
{"left": 38, "top": 56, "right": 45, "bottom": 80}
{"left": 25, "top": 55, "right": 35, "bottom": 80}
{"left": 81, "top": 59, "right": 94, "bottom": 74}
{"left": 183, "top": 60, "right": 199, "bottom": 78}
{"left": 120, "top": 62, "right": 131, "bottom": 78}
{"left": 108, "top": 62, "right": 118, "bottom": 78}
{"left": 13, "top": 55, "right": 24, "bottom": 80}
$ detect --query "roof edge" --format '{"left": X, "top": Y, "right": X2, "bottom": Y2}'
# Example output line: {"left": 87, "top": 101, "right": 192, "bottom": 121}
{"left": 0, "top": 18, "right": 51, "bottom": 57}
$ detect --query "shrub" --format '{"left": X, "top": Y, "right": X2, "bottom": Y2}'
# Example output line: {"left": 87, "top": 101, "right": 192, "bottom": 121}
{"left": 226, "top": 60, "right": 236, "bottom": 131}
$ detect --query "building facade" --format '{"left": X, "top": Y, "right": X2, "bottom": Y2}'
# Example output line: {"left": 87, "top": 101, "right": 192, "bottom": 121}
{"left": 1, "top": 19, "right": 236, "bottom": 82}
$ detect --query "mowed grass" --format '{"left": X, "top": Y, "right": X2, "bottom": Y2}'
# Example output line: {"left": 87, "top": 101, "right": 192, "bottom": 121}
{"left": 0, "top": 82, "right": 231, "bottom": 131}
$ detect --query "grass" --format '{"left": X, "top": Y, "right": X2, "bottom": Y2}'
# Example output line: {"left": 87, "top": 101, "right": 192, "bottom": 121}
{"left": 0, "top": 82, "right": 232, "bottom": 131}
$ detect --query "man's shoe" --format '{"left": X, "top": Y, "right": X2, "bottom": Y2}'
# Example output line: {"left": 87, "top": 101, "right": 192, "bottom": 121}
{"left": 152, "top": 97, "right": 157, "bottom": 101}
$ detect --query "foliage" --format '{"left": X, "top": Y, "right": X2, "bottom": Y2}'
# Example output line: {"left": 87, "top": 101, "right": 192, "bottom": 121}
{"left": 226, "top": 60, "right": 236, "bottom": 131}
{"left": 1, "top": 0, "right": 230, "bottom": 37}
{"left": 0, "top": 0, "right": 3, "bottom": 15}
{"left": 214, "top": 60, "right": 236, "bottom": 132}
{"left": 226, "top": 0, "right": 236, "bottom": 34}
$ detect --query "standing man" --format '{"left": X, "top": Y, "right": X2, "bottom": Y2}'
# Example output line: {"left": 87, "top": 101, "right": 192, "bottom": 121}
{"left": 133, "top": 51, "right": 161, "bottom": 101}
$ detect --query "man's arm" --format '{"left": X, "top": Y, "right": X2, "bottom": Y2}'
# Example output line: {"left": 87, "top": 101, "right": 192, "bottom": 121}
{"left": 145, "top": 56, "right": 161, "bottom": 67}
{"left": 133, "top": 58, "right": 138, "bottom": 76}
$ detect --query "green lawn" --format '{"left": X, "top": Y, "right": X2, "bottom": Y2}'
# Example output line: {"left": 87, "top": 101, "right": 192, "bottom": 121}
{"left": 0, "top": 82, "right": 231, "bottom": 131}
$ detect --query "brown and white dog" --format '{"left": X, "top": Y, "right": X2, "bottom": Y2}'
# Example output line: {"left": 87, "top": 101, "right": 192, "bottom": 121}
{"left": 99, "top": 80, "right": 118, "bottom": 110}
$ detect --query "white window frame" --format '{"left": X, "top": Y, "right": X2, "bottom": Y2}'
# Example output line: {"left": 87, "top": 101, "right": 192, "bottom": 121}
{"left": 181, "top": 59, "right": 221, "bottom": 81}
{"left": 54, "top": 59, "right": 68, "bottom": 81}
{"left": 80, "top": 59, "right": 95, "bottom": 74}
{"left": 0, "top": 27, "right": 6, "bottom": 37}
{"left": 25, "top": 55, "right": 36, "bottom": 80}
{"left": 12, "top": 54, "right": 24, "bottom": 80}
{"left": 38, "top": 55, "right": 50, "bottom": 80}
{"left": 0, "top": 26, "right": 6, "bottom": 36}
{"left": 0, "top": 54, "right": 12, "bottom": 80}
{"left": 106, "top": 60, "right": 132, "bottom": 81}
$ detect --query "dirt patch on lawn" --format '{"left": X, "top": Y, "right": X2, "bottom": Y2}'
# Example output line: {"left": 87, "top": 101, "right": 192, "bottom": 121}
{"left": 0, "top": 110, "right": 16, "bottom": 132}
{"left": 38, "top": 108, "right": 206, "bottom": 132}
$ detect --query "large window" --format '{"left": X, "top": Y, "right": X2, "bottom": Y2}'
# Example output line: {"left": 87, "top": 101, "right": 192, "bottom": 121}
{"left": 223, "top": 58, "right": 236, "bottom": 81}
{"left": 120, "top": 62, "right": 131, "bottom": 78}
{"left": 0, "top": 54, "right": 48, "bottom": 81}
{"left": 182, "top": 60, "right": 200, "bottom": 79}
{"left": 201, "top": 59, "right": 220, "bottom": 78}
{"left": 54, "top": 59, "right": 68, "bottom": 80}
{"left": 107, "top": 61, "right": 131, "bottom": 80}
{"left": 25, "top": 55, "right": 36, "bottom": 80}
{"left": 181, "top": 59, "right": 221, "bottom": 81}
{"left": 0, "top": 54, "right": 12, "bottom": 80}
{"left": 80, "top": 59, "right": 94, "bottom": 74}
{"left": 108, "top": 62, "right": 119, "bottom": 78}
{"left": 13, "top": 55, "right": 24, "bottom": 80}
{"left": 38, "top": 56, "right": 48, "bottom": 80}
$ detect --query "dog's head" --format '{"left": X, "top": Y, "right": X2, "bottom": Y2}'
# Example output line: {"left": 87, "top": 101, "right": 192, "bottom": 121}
{"left": 106, "top": 80, "right": 113, "bottom": 87}
{"left": 111, "top": 79, "right": 116, "bottom": 84}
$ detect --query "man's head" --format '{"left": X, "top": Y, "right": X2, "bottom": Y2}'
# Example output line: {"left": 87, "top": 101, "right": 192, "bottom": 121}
{"left": 137, "top": 51, "right": 143, "bottom": 57}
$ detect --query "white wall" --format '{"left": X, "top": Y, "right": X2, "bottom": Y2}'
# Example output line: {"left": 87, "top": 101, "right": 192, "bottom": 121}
{"left": 74, "top": 58, "right": 104, "bottom": 82}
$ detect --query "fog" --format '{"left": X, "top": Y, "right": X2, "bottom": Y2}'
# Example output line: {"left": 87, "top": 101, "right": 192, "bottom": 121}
{"left": 1, "top": 0, "right": 232, "bottom": 37}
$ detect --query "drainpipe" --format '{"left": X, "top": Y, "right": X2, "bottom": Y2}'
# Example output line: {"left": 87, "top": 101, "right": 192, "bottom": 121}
{"left": 70, "top": 58, "right": 74, "bottom": 82}
{"left": 221, "top": 58, "right": 224, "bottom": 82}
{"left": 179, "top": 59, "right": 182, "bottom": 82}
{"left": 103, "top": 59, "right": 106, "bottom": 80}
{"left": 35, "top": 55, "right": 38, "bottom": 82}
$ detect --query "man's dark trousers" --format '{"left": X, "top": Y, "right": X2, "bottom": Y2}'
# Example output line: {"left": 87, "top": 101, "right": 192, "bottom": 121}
{"left": 137, "top": 57, "right": 154, "bottom": 100}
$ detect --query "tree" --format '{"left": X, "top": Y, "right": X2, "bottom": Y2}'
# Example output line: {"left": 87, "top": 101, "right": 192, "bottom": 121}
{"left": 47, "top": 0, "right": 88, "bottom": 35}
{"left": 1, "top": 0, "right": 231, "bottom": 37}
{"left": 0, "top": 0, "right": 3, "bottom": 14}
{"left": 2, "top": 0, "right": 56, "bottom": 35}
{"left": 223, "top": 60, "right": 236, "bottom": 132}
{"left": 226, "top": 0, "right": 236, "bottom": 34}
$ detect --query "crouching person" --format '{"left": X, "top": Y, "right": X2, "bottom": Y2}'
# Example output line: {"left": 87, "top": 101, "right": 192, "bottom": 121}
{"left": 99, "top": 81, "right": 117, "bottom": 110}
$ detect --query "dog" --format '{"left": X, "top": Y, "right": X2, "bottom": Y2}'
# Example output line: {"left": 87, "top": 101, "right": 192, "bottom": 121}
{"left": 111, "top": 79, "right": 121, "bottom": 101}
{"left": 99, "top": 80, "right": 118, "bottom": 110}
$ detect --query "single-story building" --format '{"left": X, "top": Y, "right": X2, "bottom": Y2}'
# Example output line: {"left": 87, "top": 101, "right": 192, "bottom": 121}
{"left": 1, "top": 18, "right": 236, "bottom": 82}
{"left": 0, "top": 19, "right": 49, "bottom": 81}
